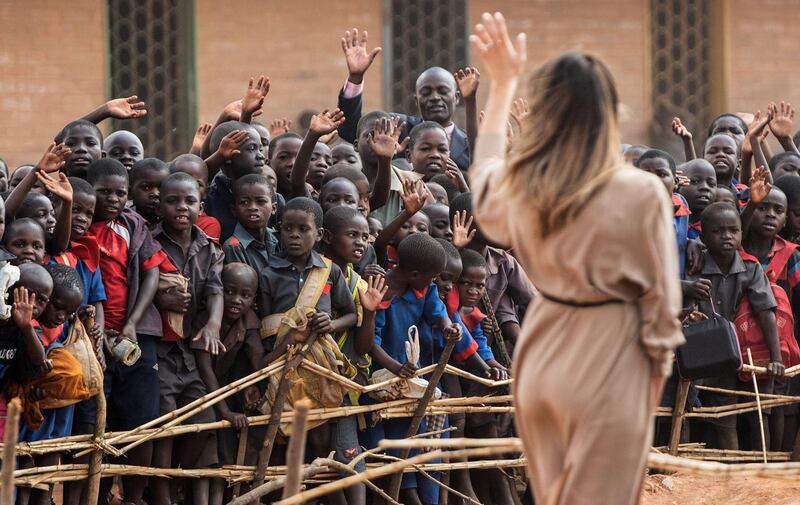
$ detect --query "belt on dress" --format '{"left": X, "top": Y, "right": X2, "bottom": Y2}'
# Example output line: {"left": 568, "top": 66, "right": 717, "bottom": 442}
{"left": 539, "top": 290, "right": 624, "bottom": 308}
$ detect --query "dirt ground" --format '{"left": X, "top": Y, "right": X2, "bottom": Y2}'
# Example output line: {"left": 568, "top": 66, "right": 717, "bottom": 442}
{"left": 641, "top": 473, "right": 800, "bottom": 504}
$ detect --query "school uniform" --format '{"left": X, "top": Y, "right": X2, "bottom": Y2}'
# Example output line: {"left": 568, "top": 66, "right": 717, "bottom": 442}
{"left": 222, "top": 223, "right": 279, "bottom": 273}
{"left": 484, "top": 246, "right": 536, "bottom": 331}
{"left": 337, "top": 81, "right": 471, "bottom": 173}
{"left": 90, "top": 208, "right": 164, "bottom": 430}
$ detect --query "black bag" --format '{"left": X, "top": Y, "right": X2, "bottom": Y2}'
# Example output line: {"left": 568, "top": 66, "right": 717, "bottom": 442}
{"left": 676, "top": 309, "right": 742, "bottom": 380}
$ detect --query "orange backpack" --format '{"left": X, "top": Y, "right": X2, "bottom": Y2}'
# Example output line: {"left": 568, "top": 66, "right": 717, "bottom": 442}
{"left": 734, "top": 245, "right": 800, "bottom": 378}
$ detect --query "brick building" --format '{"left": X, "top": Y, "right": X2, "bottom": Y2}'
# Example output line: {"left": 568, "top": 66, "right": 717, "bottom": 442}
{"left": 2, "top": 0, "right": 800, "bottom": 167}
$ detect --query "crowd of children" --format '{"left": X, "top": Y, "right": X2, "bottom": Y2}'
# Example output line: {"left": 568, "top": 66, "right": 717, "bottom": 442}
{"left": 2, "top": 22, "right": 799, "bottom": 505}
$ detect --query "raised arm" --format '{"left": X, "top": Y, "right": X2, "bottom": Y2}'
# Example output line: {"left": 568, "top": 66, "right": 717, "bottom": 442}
{"left": 373, "top": 179, "right": 428, "bottom": 263}
{"left": 769, "top": 101, "right": 800, "bottom": 155}
{"left": 290, "top": 109, "right": 345, "bottom": 198}
{"left": 204, "top": 130, "right": 249, "bottom": 179}
{"left": 81, "top": 96, "right": 147, "bottom": 124}
{"left": 749, "top": 111, "right": 773, "bottom": 183}
{"left": 240, "top": 75, "right": 271, "bottom": 125}
{"left": 338, "top": 28, "right": 382, "bottom": 142}
{"left": 368, "top": 117, "right": 405, "bottom": 212}
{"left": 36, "top": 171, "right": 73, "bottom": 255}
{"left": 671, "top": 117, "right": 696, "bottom": 161}
{"left": 6, "top": 143, "right": 70, "bottom": 219}
{"left": 455, "top": 67, "right": 481, "bottom": 157}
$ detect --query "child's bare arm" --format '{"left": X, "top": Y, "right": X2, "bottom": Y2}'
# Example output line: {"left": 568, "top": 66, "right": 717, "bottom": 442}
{"left": 291, "top": 109, "right": 345, "bottom": 198}
{"left": 200, "top": 99, "right": 257, "bottom": 159}
{"left": 749, "top": 113, "right": 773, "bottom": 183}
{"left": 37, "top": 172, "right": 73, "bottom": 255}
{"left": 13, "top": 288, "right": 48, "bottom": 371}
{"left": 196, "top": 350, "right": 248, "bottom": 428}
{"left": 455, "top": 67, "right": 480, "bottom": 157}
{"left": 120, "top": 267, "right": 159, "bottom": 344}
{"left": 204, "top": 130, "right": 249, "bottom": 179}
{"left": 240, "top": 75, "right": 271, "bottom": 125}
{"left": 356, "top": 275, "right": 388, "bottom": 356}
{"left": 756, "top": 309, "right": 785, "bottom": 377}
{"left": 462, "top": 352, "right": 491, "bottom": 377}
{"left": 193, "top": 293, "right": 225, "bottom": 356}
{"left": 741, "top": 165, "right": 771, "bottom": 237}
{"left": 81, "top": 96, "right": 147, "bottom": 124}
{"left": 373, "top": 179, "right": 428, "bottom": 262}
{"left": 6, "top": 143, "right": 70, "bottom": 219}
{"left": 369, "top": 117, "right": 406, "bottom": 212}
{"left": 769, "top": 101, "right": 800, "bottom": 155}
{"left": 671, "top": 117, "right": 696, "bottom": 161}
{"left": 368, "top": 343, "right": 416, "bottom": 378}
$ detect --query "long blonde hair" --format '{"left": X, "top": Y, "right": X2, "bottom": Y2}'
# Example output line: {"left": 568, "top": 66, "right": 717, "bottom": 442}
{"left": 500, "top": 53, "right": 622, "bottom": 237}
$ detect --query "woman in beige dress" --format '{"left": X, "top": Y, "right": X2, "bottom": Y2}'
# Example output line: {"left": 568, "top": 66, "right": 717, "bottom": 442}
{"left": 468, "top": 13, "right": 686, "bottom": 505}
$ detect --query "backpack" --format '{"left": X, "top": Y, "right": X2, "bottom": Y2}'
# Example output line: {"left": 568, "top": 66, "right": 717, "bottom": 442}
{"left": 734, "top": 244, "right": 800, "bottom": 379}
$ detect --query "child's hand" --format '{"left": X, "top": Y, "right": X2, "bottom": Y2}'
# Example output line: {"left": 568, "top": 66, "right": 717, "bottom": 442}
{"left": 361, "top": 263, "right": 386, "bottom": 279}
{"left": 769, "top": 101, "right": 795, "bottom": 140}
{"left": 218, "top": 130, "right": 250, "bottom": 160}
{"left": 443, "top": 323, "right": 462, "bottom": 343}
{"left": 12, "top": 287, "right": 35, "bottom": 329}
{"left": 394, "top": 361, "right": 418, "bottom": 379}
{"left": 360, "top": 275, "right": 388, "bottom": 313}
{"left": 241, "top": 75, "right": 271, "bottom": 118}
{"left": 486, "top": 359, "right": 509, "bottom": 381}
{"left": 469, "top": 12, "right": 527, "bottom": 84}
{"left": 155, "top": 287, "right": 191, "bottom": 313}
{"left": 454, "top": 66, "right": 480, "bottom": 100}
{"left": 191, "top": 123, "right": 212, "bottom": 154}
{"left": 105, "top": 95, "right": 147, "bottom": 120}
{"left": 675, "top": 170, "right": 690, "bottom": 189}
{"left": 671, "top": 117, "right": 693, "bottom": 140}
{"left": 309, "top": 108, "right": 346, "bottom": 137}
{"left": 37, "top": 171, "right": 73, "bottom": 203}
{"left": 401, "top": 179, "right": 428, "bottom": 215}
{"left": 319, "top": 130, "right": 339, "bottom": 144}
{"left": 243, "top": 385, "right": 262, "bottom": 411}
{"left": 29, "top": 386, "right": 48, "bottom": 402}
{"left": 309, "top": 312, "right": 334, "bottom": 335}
{"left": 452, "top": 210, "right": 477, "bottom": 250}
{"left": 445, "top": 158, "right": 469, "bottom": 192}
{"left": 222, "top": 410, "right": 249, "bottom": 430}
{"left": 685, "top": 238, "right": 705, "bottom": 276}
{"left": 749, "top": 165, "right": 772, "bottom": 203}
{"left": 768, "top": 360, "right": 786, "bottom": 377}
{"left": 367, "top": 117, "right": 404, "bottom": 160}
{"left": 119, "top": 322, "right": 138, "bottom": 345}
{"left": 684, "top": 279, "right": 712, "bottom": 300}
{"left": 194, "top": 324, "right": 226, "bottom": 356}
{"left": 341, "top": 28, "right": 382, "bottom": 83}
{"left": 36, "top": 142, "right": 72, "bottom": 173}
{"left": 269, "top": 118, "right": 293, "bottom": 136}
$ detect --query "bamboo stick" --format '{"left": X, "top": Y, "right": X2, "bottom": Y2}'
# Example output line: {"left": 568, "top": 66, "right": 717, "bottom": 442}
{"left": 388, "top": 339, "right": 457, "bottom": 500}
{"left": 379, "top": 437, "right": 524, "bottom": 450}
{"left": 748, "top": 349, "right": 768, "bottom": 463}
{"left": 647, "top": 452, "right": 800, "bottom": 477}
{"left": 480, "top": 291, "right": 513, "bottom": 369}
{"left": 1, "top": 398, "right": 21, "bottom": 505}
{"left": 317, "top": 458, "right": 401, "bottom": 505}
{"left": 226, "top": 463, "right": 327, "bottom": 505}
{"left": 669, "top": 379, "right": 690, "bottom": 455}
{"left": 85, "top": 391, "right": 107, "bottom": 505}
{"left": 282, "top": 398, "right": 310, "bottom": 500}
{"left": 232, "top": 426, "right": 249, "bottom": 498}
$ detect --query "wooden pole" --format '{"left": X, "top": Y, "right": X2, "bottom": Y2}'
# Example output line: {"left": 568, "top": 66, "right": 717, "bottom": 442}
{"left": 388, "top": 339, "right": 457, "bottom": 501}
{"left": 282, "top": 398, "right": 311, "bottom": 500}
{"left": 747, "top": 348, "right": 768, "bottom": 463}
{"left": 226, "top": 463, "right": 327, "bottom": 505}
{"left": 1, "top": 398, "right": 21, "bottom": 505}
{"left": 84, "top": 392, "right": 107, "bottom": 505}
{"left": 480, "top": 292, "right": 512, "bottom": 368}
{"left": 668, "top": 378, "right": 690, "bottom": 455}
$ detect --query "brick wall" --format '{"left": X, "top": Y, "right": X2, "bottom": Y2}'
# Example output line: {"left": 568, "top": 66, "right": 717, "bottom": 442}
{"left": 0, "top": 0, "right": 107, "bottom": 168}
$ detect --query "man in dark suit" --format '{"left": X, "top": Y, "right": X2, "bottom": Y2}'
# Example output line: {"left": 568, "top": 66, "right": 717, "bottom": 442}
{"left": 336, "top": 28, "right": 471, "bottom": 173}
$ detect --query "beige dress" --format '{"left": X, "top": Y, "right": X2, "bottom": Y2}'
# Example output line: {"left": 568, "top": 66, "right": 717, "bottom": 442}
{"left": 470, "top": 137, "right": 685, "bottom": 505}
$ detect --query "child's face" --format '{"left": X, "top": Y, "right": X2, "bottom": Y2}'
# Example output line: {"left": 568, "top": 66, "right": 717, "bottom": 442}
{"left": 261, "top": 165, "right": 278, "bottom": 192}
{"left": 16, "top": 273, "right": 52, "bottom": 320}
{"left": 63, "top": 125, "right": 103, "bottom": 178}
{"left": 222, "top": 268, "right": 258, "bottom": 323}
{"left": 713, "top": 187, "right": 737, "bottom": 207}
{"left": 252, "top": 124, "right": 271, "bottom": 157}
{"left": 774, "top": 158, "right": 800, "bottom": 180}
{"left": 750, "top": 189, "right": 787, "bottom": 239}
{"left": 160, "top": 179, "right": 201, "bottom": 233}
{"left": 71, "top": 191, "right": 96, "bottom": 241}
{"left": 427, "top": 183, "right": 448, "bottom": 205}
{"left": 408, "top": 129, "right": 450, "bottom": 181}
{"left": 233, "top": 183, "right": 275, "bottom": 234}
{"left": 423, "top": 205, "right": 452, "bottom": 241}
{"left": 702, "top": 209, "right": 742, "bottom": 258}
{"left": 434, "top": 257, "right": 462, "bottom": 301}
{"left": 319, "top": 180, "right": 359, "bottom": 214}
{"left": 229, "top": 128, "right": 266, "bottom": 181}
{"left": 710, "top": 117, "right": 746, "bottom": 148}
{"left": 458, "top": 265, "right": 487, "bottom": 308}
{"left": 39, "top": 286, "right": 83, "bottom": 328}
{"left": 6, "top": 223, "right": 46, "bottom": 265}
{"left": 22, "top": 195, "right": 56, "bottom": 239}
{"left": 269, "top": 137, "right": 302, "bottom": 194}
{"left": 173, "top": 161, "right": 209, "bottom": 200}
{"left": 93, "top": 174, "right": 129, "bottom": 222}
{"left": 309, "top": 143, "right": 332, "bottom": 190}
{"left": 9, "top": 166, "right": 45, "bottom": 194}
{"left": 326, "top": 216, "right": 370, "bottom": 265}
{"left": 355, "top": 179, "right": 370, "bottom": 216}
{"left": 394, "top": 212, "right": 430, "bottom": 245}
{"left": 279, "top": 209, "right": 321, "bottom": 259}
{"left": 416, "top": 71, "right": 457, "bottom": 124}
{"left": 368, "top": 217, "right": 382, "bottom": 244}
{"left": 637, "top": 157, "right": 674, "bottom": 195}
{"left": 104, "top": 131, "right": 144, "bottom": 170}
{"left": 704, "top": 135, "right": 738, "bottom": 183}
{"left": 331, "top": 143, "right": 360, "bottom": 167}
{"left": 131, "top": 168, "right": 168, "bottom": 223}
{"left": 678, "top": 160, "right": 716, "bottom": 215}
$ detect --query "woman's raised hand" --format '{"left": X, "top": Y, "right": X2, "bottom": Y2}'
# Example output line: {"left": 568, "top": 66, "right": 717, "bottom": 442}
{"left": 469, "top": 12, "right": 527, "bottom": 84}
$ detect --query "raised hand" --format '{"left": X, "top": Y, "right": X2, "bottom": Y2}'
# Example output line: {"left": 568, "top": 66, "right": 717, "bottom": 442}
{"left": 105, "top": 95, "right": 147, "bottom": 120}
{"left": 401, "top": 179, "right": 428, "bottom": 215}
{"left": 769, "top": 101, "right": 795, "bottom": 140}
{"left": 269, "top": 118, "right": 293, "bottom": 136}
{"left": 341, "top": 28, "right": 382, "bottom": 84}
{"left": 360, "top": 275, "right": 389, "bottom": 313}
{"left": 749, "top": 165, "right": 772, "bottom": 203}
{"left": 469, "top": 12, "right": 527, "bottom": 84}
{"left": 218, "top": 130, "right": 250, "bottom": 159}
{"left": 671, "top": 117, "right": 692, "bottom": 140}
{"left": 444, "top": 158, "right": 469, "bottom": 192}
{"left": 36, "top": 142, "right": 72, "bottom": 173}
{"left": 37, "top": 171, "right": 73, "bottom": 202}
{"left": 191, "top": 123, "right": 212, "bottom": 155}
{"left": 452, "top": 210, "right": 477, "bottom": 249}
{"left": 368, "top": 117, "right": 404, "bottom": 160}
{"left": 454, "top": 66, "right": 481, "bottom": 100}
{"left": 12, "top": 287, "right": 35, "bottom": 328}
{"left": 241, "top": 75, "right": 271, "bottom": 119}
{"left": 309, "top": 108, "right": 346, "bottom": 136}
{"left": 675, "top": 170, "right": 690, "bottom": 188}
